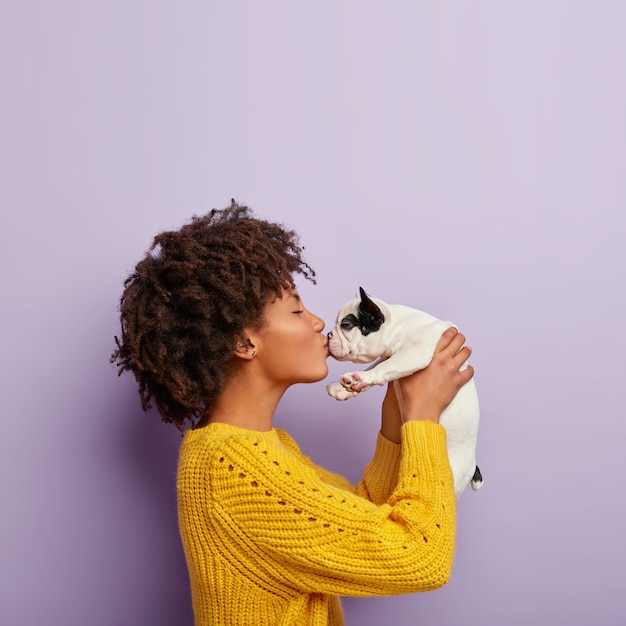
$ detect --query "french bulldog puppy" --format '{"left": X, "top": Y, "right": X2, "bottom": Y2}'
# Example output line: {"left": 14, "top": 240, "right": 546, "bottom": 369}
{"left": 326, "top": 287, "right": 482, "bottom": 499}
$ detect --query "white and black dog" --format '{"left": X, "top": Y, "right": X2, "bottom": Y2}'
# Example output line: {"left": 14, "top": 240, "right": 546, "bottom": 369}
{"left": 326, "top": 287, "right": 482, "bottom": 499}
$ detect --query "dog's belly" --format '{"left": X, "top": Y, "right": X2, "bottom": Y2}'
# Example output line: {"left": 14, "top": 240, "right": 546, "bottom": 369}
{"left": 439, "top": 379, "right": 480, "bottom": 498}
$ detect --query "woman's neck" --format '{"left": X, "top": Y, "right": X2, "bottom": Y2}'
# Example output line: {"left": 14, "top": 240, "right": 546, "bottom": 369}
{"left": 203, "top": 368, "right": 286, "bottom": 432}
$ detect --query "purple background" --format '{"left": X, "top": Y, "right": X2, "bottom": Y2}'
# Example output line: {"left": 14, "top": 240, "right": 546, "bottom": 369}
{"left": 2, "top": 2, "right": 625, "bottom": 624}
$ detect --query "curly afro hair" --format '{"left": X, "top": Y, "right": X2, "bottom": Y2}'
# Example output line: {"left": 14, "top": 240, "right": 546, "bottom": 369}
{"left": 111, "top": 200, "right": 316, "bottom": 429}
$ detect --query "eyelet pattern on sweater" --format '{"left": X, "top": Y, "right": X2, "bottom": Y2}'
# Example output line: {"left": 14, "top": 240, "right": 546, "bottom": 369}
{"left": 177, "top": 420, "right": 456, "bottom": 626}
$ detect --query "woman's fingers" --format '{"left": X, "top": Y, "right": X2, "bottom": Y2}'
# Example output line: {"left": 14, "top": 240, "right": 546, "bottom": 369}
{"left": 435, "top": 328, "right": 472, "bottom": 363}
{"left": 432, "top": 329, "right": 475, "bottom": 388}
{"left": 435, "top": 327, "right": 470, "bottom": 356}
{"left": 453, "top": 344, "right": 472, "bottom": 365}
{"left": 460, "top": 363, "right": 474, "bottom": 385}
{"left": 434, "top": 326, "right": 460, "bottom": 352}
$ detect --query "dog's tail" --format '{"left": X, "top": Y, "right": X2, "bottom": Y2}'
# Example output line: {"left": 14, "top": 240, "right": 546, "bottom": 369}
{"left": 471, "top": 465, "right": 484, "bottom": 491}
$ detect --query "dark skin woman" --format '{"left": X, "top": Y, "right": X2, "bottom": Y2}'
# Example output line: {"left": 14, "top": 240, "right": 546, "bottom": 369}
{"left": 112, "top": 200, "right": 474, "bottom": 626}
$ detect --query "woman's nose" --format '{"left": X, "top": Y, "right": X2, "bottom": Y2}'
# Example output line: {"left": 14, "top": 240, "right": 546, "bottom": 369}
{"left": 312, "top": 314, "right": 325, "bottom": 333}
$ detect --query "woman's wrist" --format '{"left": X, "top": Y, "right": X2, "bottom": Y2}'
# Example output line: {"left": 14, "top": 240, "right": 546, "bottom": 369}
{"left": 380, "top": 383, "right": 402, "bottom": 443}
{"left": 402, "top": 410, "right": 441, "bottom": 424}
{"left": 400, "top": 396, "right": 443, "bottom": 424}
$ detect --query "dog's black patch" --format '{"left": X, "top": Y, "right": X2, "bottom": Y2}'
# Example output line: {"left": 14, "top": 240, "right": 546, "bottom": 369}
{"left": 356, "top": 287, "right": 385, "bottom": 336}
{"left": 340, "top": 313, "right": 359, "bottom": 331}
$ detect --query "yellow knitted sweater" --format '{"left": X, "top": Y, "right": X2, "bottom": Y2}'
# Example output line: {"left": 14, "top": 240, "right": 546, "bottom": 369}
{"left": 177, "top": 419, "right": 456, "bottom": 626}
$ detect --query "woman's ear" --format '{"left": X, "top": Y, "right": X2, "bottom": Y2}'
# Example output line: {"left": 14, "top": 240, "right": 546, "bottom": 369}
{"left": 234, "top": 335, "right": 257, "bottom": 361}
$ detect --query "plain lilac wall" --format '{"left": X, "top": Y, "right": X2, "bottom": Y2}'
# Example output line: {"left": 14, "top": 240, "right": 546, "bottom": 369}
{"left": 2, "top": 1, "right": 625, "bottom": 624}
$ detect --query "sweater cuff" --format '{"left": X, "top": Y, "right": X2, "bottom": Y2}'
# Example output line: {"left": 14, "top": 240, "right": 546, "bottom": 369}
{"left": 395, "top": 420, "right": 452, "bottom": 495}
{"left": 375, "top": 429, "right": 402, "bottom": 463}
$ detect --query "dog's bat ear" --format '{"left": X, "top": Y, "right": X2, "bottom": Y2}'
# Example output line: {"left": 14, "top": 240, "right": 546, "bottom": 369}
{"left": 358, "top": 288, "right": 382, "bottom": 317}
{"left": 357, "top": 287, "right": 385, "bottom": 335}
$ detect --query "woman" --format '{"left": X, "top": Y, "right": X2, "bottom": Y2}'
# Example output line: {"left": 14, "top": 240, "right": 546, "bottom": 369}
{"left": 112, "top": 200, "right": 474, "bottom": 626}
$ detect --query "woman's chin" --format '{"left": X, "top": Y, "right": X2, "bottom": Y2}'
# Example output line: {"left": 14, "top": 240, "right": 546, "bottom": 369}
{"left": 307, "top": 364, "right": 329, "bottom": 384}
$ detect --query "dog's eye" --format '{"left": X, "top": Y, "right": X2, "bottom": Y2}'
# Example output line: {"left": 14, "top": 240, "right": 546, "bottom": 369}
{"left": 340, "top": 314, "right": 358, "bottom": 330}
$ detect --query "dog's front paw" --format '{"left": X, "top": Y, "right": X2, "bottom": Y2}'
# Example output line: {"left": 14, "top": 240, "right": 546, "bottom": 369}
{"left": 339, "top": 372, "right": 375, "bottom": 394}
{"left": 326, "top": 381, "right": 357, "bottom": 401}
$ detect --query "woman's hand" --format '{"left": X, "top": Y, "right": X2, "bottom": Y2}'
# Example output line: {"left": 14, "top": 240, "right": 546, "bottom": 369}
{"left": 394, "top": 327, "right": 474, "bottom": 424}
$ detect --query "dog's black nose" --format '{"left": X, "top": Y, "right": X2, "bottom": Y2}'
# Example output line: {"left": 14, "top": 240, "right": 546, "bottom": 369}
{"left": 327, "top": 331, "right": 333, "bottom": 339}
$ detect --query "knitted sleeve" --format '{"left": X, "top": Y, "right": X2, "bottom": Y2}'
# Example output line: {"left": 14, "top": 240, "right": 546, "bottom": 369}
{"left": 276, "top": 429, "right": 401, "bottom": 505}
{"left": 209, "top": 420, "right": 455, "bottom": 597}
